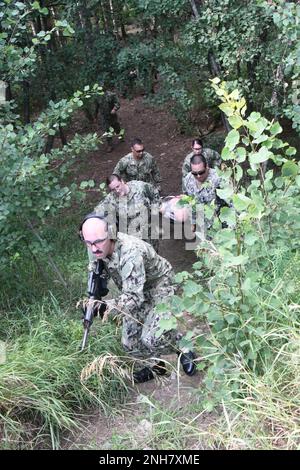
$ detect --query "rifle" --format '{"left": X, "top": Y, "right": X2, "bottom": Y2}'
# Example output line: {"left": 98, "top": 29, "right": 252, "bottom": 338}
{"left": 81, "top": 259, "right": 109, "bottom": 351}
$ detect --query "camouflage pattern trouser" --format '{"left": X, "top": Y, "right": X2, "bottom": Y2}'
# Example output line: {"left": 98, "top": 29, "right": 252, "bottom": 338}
{"left": 102, "top": 115, "right": 121, "bottom": 144}
{"left": 121, "top": 272, "right": 178, "bottom": 359}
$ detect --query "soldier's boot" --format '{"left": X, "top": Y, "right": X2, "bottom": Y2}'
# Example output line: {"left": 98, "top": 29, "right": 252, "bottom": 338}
{"left": 133, "top": 361, "right": 167, "bottom": 384}
{"left": 178, "top": 351, "right": 197, "bottom": 376}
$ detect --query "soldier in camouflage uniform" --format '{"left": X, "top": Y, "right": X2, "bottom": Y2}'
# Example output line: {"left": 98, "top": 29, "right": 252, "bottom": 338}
{"left": 94, "top": 175, "right": 160, "bottom": 252}
{"left": 182, "top": 138, "right": 221, "bottom": 185}
{"left": 80, "top": 215, "right": 196, "bottom": 383}
{"left": 97, "top": 90, "right": 121, "bottom": 152}
{"left": 113, "top": 138, "right": 161, "bottom": 191}
{"left": 182, "top": 154, "right": 222, "bottom": 230}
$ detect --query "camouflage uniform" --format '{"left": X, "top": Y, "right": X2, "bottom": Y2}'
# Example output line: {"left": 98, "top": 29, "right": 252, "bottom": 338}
{"left": 102, "top": 233, "right": 178, "bottom": 359}
{"left": 182, "top": 169, "right": 221, "bottom": 226}
{"left": 98, "top": 91, "right": 121, "bottom": 144}
{"left": 182, "top": 148, "right": 221, "bottom": 181}
{"left": 94, "top": 180, "right": 160, "bottom": 252}
{"left": 113, "top": 152, "right": 161, "bottom": 191}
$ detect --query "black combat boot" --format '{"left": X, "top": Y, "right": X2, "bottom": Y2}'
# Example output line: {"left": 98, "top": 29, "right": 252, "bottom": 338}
{"left": 178, "top": 351, "right": 197, "bottom": 376}
{"left": 133, "top": 361, "right": 167, "bottom": 383}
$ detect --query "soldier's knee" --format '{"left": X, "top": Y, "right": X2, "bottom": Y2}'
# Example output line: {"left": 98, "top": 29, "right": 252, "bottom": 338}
{"left": 141, "top": 333, "right": 158, "bottom": 351}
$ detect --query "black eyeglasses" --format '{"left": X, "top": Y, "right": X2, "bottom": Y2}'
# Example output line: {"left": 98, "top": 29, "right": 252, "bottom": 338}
{"left": 82, "top": 238, "right": 107, "bottom": 248}
{"left": 135, "top": 149, "right": 144, "bottom": 153}
{"left": 192, "top": 170, "right": 206, "bottom": 176}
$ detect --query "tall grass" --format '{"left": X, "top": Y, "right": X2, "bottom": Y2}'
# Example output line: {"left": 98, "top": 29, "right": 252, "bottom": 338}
{"left": 0, "top": 298, "right": 125, "bottom": 449}
{"left": 0, "top": 213, "right": 127, "bottom": 449}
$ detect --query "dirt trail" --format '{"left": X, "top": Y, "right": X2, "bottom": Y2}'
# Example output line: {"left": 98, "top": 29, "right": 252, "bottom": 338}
{"left": 67, "top": 97, "right": 214, "bottom": 450}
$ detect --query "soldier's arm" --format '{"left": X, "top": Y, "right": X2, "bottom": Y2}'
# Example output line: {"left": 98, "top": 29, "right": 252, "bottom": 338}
{"left": 106, "top": 253, "right": 146, "bottom": 316}
{"left": 145, "top": 182, "right": 160, "bottom": 206}
{"left": 182, "top": 155, "right": 191, "bottom": 179}
{"left": 204, "top": 148, "right": 221, "bottom": 168}
{"left": 94, "top": 193, "right": 115, "bottom": 217}
{"left": 112, "top": 157, "right": 125, "bottom": 178}
{"left": 182, "top": 174, "right": 188, "bottom": 194}
{"left": 150, "top": 156, "right": 162, "bottom": 191}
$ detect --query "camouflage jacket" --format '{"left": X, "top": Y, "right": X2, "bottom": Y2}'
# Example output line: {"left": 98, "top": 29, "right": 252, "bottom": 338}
{"left": 182, "top": 168, "right": 221, "bottom": 204}
{"left": 182, "top": 148, "right": 221, "bottom": 180}
{"left": 94, "top": 180, "right": 160, "bottom": 240}
{"left": 103, "top": 233, "right": 174, "bottom": 314}
{"left": 98, "top": 91, "right": 120, "bottom": 120}
{"left": 113, "top": 152, "right": 161, "bottom": 191}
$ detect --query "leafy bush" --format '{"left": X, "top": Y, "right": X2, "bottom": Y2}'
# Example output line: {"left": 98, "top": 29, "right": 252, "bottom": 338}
{"left": 162, "top": 80, "right": 300, "bottom": 416}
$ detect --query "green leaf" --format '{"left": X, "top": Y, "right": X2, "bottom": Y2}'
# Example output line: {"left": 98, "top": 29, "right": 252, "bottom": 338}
{"left": 223, "top": 254, "right": 249, "bottom": 267}
{"left": 249, "top": 147, "right": 271, "bottom": 166}
{"left": 216, "top": 187, "right": 233, "bottom": 201}
{"left": 221, "top": 147, "right": 233, "bottom": 161}
{"left": 156, "top": 316, "right": 177, "bottom": 335}
{"left": 207, "top": 309, "right": 222, "bottom": 322}
{"left": 155, "top": 303, "right": 169, "bottom": 314}
{"left": 219, "top": 103, "right": 234, "bottom": 116}
{"left": 270, "top": 122, "right": 283, "bottom": 135}
{"left": 234, "top": 164, "right": 243, "bottom": 182}
{"left": 226, "top": 129, "right": 240, "bottom": 151}
{"left": 274, "top": 176, "right": 284, "bottom": 188}
{"left": 184, "top": 280, "right": 202, "bottom": 297}
{"left": 232, "top": 194, "right": 252, "bottom": 211}
{"left": 175, "top": 271, "right": 191, "bottom": 283}
{"left": 219, "top": 207, "right": 236, "bottom": 226}
{"left": 244, "top": 233, "right": 259, "bottom": 246}
{"left": 32, "top": 1, "right": 40, "bottom": 10}
{"left": 281, "top": 161, "right": 298, "bottom": 177}
{"left": 224, "top": 313, "right": 237, "bottom": 325}
{"left": 228, "top": 115, "right": 244, "bottom": 129}
{"left": 236, "top": 147, "right": 246, "bottom": 163}
{"left": 285, "top": 147, "right": 297, "bottom": 156}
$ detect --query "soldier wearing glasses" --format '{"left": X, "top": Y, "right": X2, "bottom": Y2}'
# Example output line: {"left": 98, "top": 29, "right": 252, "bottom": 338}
{"left": 113, "top": 138, "right": 161, "bottom": 192}
{"left": 80, "top": 215, "right": 196, "bottom": 383}
{"left": 182, "top": 138, "right": 221, "bottom": 184}
{"left": 182, "top": 154, "right": 222, "bottom": 231}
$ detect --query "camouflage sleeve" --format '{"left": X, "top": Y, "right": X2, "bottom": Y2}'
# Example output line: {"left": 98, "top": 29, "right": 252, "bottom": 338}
{"left": 150, "top": 157, "right": 162, "bottom": 191}
{"left": 108, "top": 252, "right": 146, "bottom": 316}
{"left": 94, "top": 193, "right": 114, "bottom": 217}
{"left": 182, "top": 155, "right": 191, "bottom": 179}
{"left": 182, "top": 174, "right": 188, "bottom": 194}
{"left": 205, "top": 148, "right": 221, "bottom": 168}
{"left": 144, "top": 182, "right": 161, "bottom": 206}
{"left": 112, "top": 157, "right": 126, "bottom": 178}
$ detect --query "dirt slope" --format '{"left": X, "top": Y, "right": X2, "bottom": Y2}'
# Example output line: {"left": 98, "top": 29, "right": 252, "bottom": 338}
{"left": 65, "top": 97, "right": 217, "bottom": 450}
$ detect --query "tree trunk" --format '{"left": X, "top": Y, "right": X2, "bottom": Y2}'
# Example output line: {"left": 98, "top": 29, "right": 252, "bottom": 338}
{"left": 59, "top": 125, "right": 67, "bottom": 147}
{"left": 99, "top": 0, "right": 109, "bottom": 33}
{"left": 78, "top": 0, "right": 94, "bottom": 50}
{"left": 208, "top": 52, "right": 231, "bottom": 133}
{"left": 45, "top": 134, "right": 55, "bottom": 154}
{"left": 109, "top": 0, "right": 118, "bottom": 34}
{"left": 189, "top": 0, "right": 231, "bottom": 134}
{"left": 23, "top": 80, "right": 30, "bottom": 124}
